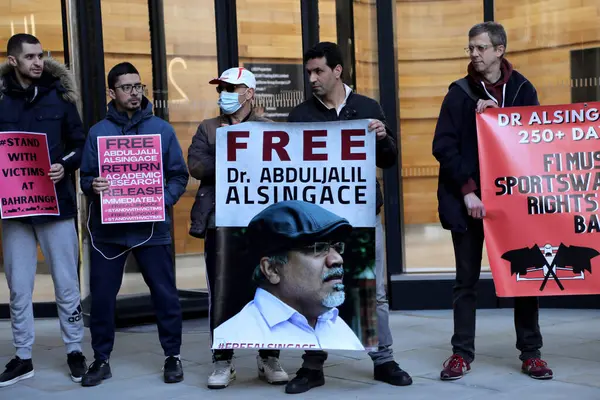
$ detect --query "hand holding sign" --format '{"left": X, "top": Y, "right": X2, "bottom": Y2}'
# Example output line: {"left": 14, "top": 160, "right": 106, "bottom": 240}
{"left": 476, "top": 99, "right": 498, "bottom": 114}
{"left": 97, "top": 134, "right": 165, "bottom": 224}
{"left": 368, "top": 119, "right": 386, "bottom": 141}
{"left": 92, "top": 177, "right": 110, "bottom": 195}
{"left": 49, "top": 163, "right": 65, "bottom": 183}
{"left": 0, "top": 132, "right": 59, "bottom": 219}
{"left": 464, "top": 192, "right": 486, "bottom": 219}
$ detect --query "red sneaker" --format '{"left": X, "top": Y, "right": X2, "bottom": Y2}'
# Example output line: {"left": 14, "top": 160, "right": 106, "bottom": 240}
{"left": 440, "top": 354, "right": 471, "bottom": 381}
{"left": 521, "top": 358, "right": 553, "bottom": 380}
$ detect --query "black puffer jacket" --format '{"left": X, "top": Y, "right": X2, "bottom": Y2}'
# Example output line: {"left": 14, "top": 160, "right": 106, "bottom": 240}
{"left": 288, "top": 90, "right": 398, "bottom": 215}
{"left": 0, "top": 59, "right": 85, "bottom": 224}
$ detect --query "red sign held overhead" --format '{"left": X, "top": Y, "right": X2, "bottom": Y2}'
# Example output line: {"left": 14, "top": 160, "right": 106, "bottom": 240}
{"left": 477, "top": 102, "right": 600, "bottom": 297}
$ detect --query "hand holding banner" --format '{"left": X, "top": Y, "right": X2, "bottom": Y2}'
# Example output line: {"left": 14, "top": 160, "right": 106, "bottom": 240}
{"left": 98, "top": 134, "right": 165, "bottom": 224}
{"left": 477, "top": 102, "right": 600, "bottom": 296}
{"left": 0, "top": 131, "right": 59, "bottom": 219}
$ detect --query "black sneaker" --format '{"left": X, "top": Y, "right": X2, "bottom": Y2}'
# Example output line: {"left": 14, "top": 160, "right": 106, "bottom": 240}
{"left": 0, "top": 357, "right": 34, "bottom": 387}
{"left": 285, "top": 367, "right": 325, "bottom": 394}
{"left": 374, "top": 361, "right": 413, "bottom": 386}
{"left": 81, "top": 360, "right": 111, "bottom": 387}
{"left": 67, "top": 352, "right": 87, "bottom": 383}
{"left": 163, "top": 356, "right": 184, "bottom": 383}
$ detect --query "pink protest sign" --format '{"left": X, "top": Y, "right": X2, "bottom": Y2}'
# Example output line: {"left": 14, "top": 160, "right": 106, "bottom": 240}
{"left": 98, "top": 134, "right": 165, "bottom": 224}
{"left": 0, "top": 131, "right": 59, "bottom": 219}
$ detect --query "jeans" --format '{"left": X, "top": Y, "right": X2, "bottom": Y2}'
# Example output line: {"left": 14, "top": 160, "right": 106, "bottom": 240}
{"left": 90, "top": 243, "right": 182, "bottom": 361}
{"left": 450, "top": 218, "right": 543, "bottom": 363}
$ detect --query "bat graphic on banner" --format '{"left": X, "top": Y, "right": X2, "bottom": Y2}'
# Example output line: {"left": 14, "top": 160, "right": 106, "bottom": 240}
{"left": 501, "top": 244, "right": 599, "bottom": 292}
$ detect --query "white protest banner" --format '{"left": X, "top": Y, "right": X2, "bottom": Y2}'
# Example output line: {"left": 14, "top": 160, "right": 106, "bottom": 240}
{"left": 215, "top": 120, "right": 376, "bottom": 228}
{"left": 212, "top": 120, "right": 378, "bottom": 351}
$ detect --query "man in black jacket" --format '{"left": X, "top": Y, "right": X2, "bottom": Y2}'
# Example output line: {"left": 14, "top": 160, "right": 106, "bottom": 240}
{"left": 0, "top": 34, "right": 86, "bottom": 387}
{"left": 432, "top": 22, "right": 553, "bottom": 381}
{"left": 284, "top": 41, "right": 412, "bottom": 395}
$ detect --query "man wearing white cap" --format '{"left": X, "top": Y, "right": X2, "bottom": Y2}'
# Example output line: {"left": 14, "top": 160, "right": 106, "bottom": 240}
{"left": 187, "top": 67, "right": 289, "bottom": 389}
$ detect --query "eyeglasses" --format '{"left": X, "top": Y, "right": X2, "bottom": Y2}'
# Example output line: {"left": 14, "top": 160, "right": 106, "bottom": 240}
{"left": 216, "top": 83, "right": 247, "bottom": 93}
{"left": 301, "top": 242, "right": 345, "bottom": 257}
{"left": 464, "top": 44, "right": 492, "bottom": 55}
{"left": 115, "top": 83, "right": 146, "bottom": 94}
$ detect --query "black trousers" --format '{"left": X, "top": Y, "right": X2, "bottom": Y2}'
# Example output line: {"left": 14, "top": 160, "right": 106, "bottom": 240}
{"left": 450, "top": 218, "right": 542, "bottom": 363}
{"left": 205, "top": 228, "right": 279, "bottom": 362}
{"left": 90, "top": 243, "right": 182, "bottom": 361}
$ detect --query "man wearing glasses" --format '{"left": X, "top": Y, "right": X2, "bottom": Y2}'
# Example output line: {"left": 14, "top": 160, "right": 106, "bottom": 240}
{"left": 79, "top": 62, "right": 189, "bottom": 386}
{"left": 187, "top": 67, "right": 289, "bottom": 389}
{"left": 212, "top": 200, "right": 364, "bottom": 350}
{"left": 433, "top": 22, "right": 553, "bottom": 381}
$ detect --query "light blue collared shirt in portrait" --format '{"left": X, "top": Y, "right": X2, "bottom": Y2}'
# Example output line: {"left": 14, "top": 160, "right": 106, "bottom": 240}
{"left": 212, "top": 288, "right": 365, "bottom": 351}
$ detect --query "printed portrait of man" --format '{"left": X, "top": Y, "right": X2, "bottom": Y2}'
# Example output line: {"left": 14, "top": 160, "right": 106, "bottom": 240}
{"left": 212, "top": 200, "right": 365, "bottom": 351}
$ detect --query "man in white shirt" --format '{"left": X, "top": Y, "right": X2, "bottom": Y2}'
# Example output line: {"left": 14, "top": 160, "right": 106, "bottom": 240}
{"left": 213, "top": 200, "right": 364, "bottom": 354}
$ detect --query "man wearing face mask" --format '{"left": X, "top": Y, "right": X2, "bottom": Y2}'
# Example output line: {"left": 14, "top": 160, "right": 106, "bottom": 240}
{"left": 187, "top": 67, "right": 289, "bottom": 389}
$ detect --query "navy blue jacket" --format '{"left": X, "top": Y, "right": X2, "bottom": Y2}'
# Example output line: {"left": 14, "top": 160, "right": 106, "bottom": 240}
{"left": 0, "top": 59, "right": 85, "bottom": 224}
{"left": 432, "top": 67, "right": 539, "bottom": 232}
{"left": 80, "top": 98, "right": 189, "bottom": 247}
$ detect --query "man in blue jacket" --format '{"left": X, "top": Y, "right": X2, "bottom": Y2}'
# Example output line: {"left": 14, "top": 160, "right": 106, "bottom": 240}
{"left": 0, "top": 34, "right": 87, "bottom": 387}
{"left": 79, "top": 62, "right": 189, "bottom": 386}
{"left": 432, "top": 22, "right": 553, "bottom": 381}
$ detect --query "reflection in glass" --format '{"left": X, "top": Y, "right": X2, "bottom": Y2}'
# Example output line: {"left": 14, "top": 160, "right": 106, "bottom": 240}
{"left": 164, "top": 0, "right": 218, "bottom": 291}
{"left": 396, "top": 0, "right": 486, "bottom": 272}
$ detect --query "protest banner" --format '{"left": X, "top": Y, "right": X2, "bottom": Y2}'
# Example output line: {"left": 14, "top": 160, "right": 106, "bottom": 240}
{"left": 98, "top": 134, "right": 165, "bottom": 224}
{"left": 477, "top": 102, "right": 600, "bottom": 297}
{"left": 0, "top": 131, "right": 59, "bottom": 219}
{"left": 212, "top": 120, "right": 377, "bottom": 351}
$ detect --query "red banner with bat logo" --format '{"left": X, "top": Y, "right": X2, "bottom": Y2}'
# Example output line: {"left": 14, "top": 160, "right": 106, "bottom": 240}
{"left": 477, "top": 102, "right": 600, "bottom": 297}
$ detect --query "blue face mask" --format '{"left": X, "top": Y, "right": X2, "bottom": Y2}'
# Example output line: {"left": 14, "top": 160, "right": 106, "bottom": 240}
{"left": 218, "top": 90, "right": 248, "bottom": 115}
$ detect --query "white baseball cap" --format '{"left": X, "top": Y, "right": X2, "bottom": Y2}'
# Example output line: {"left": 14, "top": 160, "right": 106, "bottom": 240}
{"left": 209, "top": 67, "right": 256, "bottom": 89}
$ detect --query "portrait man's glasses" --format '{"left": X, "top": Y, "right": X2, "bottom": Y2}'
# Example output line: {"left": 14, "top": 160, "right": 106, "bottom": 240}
{"left": 302, "top": 242, "right": 345, "bottom": 257}
{"left": 115, "top": 83, "right": 146, "bottom": 94}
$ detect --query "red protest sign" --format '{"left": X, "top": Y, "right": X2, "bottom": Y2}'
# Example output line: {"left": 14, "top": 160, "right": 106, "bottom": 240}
{"left": 98, "top": 134, "right": 165, "bottom": 224}
{"left": 477, "top": 102, "right": 600, "bottom": 297}
{"left": 0, "top": 131, "right": 59, "bottom": 219}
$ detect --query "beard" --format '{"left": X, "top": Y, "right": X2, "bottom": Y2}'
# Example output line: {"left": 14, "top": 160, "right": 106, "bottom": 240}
{"left": 15, "top": 64, "right": 42, "bottom": 82}
{"left": 122, "top": 97, "right": 141, "bottom": 111}
{"left": 322, "top": 290, "right": 345, "bottom": 308}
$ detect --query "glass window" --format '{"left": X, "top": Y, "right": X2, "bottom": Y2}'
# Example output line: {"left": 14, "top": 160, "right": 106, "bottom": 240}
{"left": 354, "top": 0, "right": 379, "bottom": 101}
{"left": 396, "top": 0, "right": 485, "bottom": 272}
{"left": 164, "top": 0, "right": 218, "bottom": 291}
{"left": 237, "top": 0, "right": 304, "bottom": 122}
{"left": 353, "top": 0, "right": 386, "bottom": 272}
{"left": 0, "top": 1, "right": 67, "bottom": 303}
{"left": 319, "top": 0, "right": 337, "bottom": 44}
{"left": 495, "top": 1, "right": 595, "bottom": 106}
